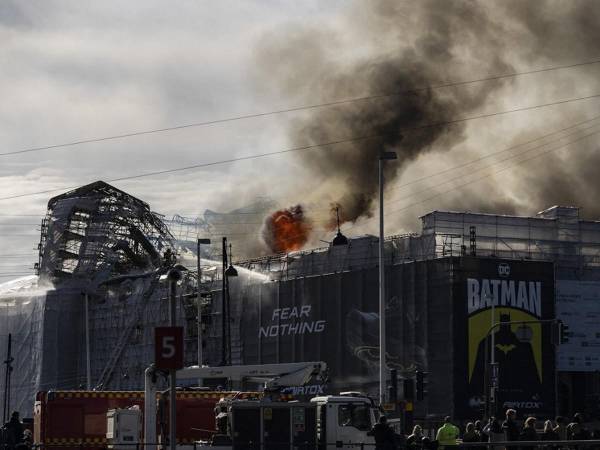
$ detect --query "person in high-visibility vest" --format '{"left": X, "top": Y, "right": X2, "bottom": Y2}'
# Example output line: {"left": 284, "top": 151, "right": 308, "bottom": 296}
{"left": 436, "top": 416, "right": 460, "bottom": 449}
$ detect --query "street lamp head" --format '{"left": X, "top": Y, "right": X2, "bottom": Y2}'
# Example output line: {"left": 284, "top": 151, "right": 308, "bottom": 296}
{"left": 167, "top": 264, "right": 188, "bottom": 282}
{"left": 225, "top": 264, "right": 238, "bottom": 277}
{"left": 379, "top": 151, "right": 398, "bottom": 161}
{"left": 225, "top": 242, "right": 238, "bottom": 277}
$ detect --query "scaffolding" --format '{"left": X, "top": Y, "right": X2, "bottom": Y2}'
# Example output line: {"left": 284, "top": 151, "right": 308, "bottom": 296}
{"left": 232, "top": 205, "right": 600, "bottom": 280}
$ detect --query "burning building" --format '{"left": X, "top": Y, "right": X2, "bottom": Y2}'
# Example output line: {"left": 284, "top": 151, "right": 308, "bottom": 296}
{"left": 0, "top": 182, "right": 599, "bottom": 420}
{"left": 202, "top": 206, "right": 600, "bottom": 418}
{"left": 0, "top": 181, "right": 184, "bottom": 415}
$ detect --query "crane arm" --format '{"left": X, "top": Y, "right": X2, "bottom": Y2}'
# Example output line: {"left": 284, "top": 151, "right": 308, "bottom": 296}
{"left": 176, "top": 361, "right": 327, "bottom": 391}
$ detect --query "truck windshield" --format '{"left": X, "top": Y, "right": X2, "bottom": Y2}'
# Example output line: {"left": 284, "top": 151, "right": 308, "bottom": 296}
{"left": 337, "top": 403, "right": 371, "bottom": 431}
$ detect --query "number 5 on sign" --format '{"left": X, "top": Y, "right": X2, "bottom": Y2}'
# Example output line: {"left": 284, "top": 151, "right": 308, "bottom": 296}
{"left": 155, "top": 327, "right": 184, "bottom": 370}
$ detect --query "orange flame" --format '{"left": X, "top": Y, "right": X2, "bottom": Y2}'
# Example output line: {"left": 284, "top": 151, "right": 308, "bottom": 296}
{"left": 263, "top": 205, "right": 312, "bottom": 253}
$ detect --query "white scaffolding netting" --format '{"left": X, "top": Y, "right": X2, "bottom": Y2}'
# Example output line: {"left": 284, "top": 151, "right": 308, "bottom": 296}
{"left": 0, "top": 276, "right": 49, "bottom": 417}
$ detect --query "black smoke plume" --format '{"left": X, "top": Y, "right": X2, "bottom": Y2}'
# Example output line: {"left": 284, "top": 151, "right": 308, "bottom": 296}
{"left": 255, "top": 0, "right": 600, "bottom": 226}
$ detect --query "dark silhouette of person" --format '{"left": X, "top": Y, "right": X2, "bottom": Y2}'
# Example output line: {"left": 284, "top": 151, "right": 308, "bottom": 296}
{"left": 501, "top": 409, "right": 520, "bottom": 443}
{"left": 470, "top": 313, "right": 542, "bottom": 404}
{"left": 519, "top": 416, "right": 538, "bottom": 450}
{"left": 4, "top": 411, "right": 23, "bottom": 450}
{"left": 367, "top": 416, "right": 397, "bottom": 450}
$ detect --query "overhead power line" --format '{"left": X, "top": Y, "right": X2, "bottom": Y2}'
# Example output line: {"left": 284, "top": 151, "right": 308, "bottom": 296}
{"left": 388, "top": 114, "right": 600, "bottom": 193}
{"left": 1, "top": 58, "right": 600, "bottom": 158}
{"left": 278, "top": 124, "right": 600, "bottom": 241}
{"left": 386, "top": 121, "right": 600, "bottom": 206}
{"left": 1, "top": 92, "right": 599, "bottom": 203}
{"left": 0, "top": 123, "right": 594, "bottom": 260}
{"left": 383, "top": 129, "right": 600, "bottom": 219}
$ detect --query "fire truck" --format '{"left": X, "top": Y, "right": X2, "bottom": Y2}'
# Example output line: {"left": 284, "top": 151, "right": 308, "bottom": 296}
{"left": 144, "top": 362, "right": 328, "bottom": 447}
{"left": 197, "top": 392, "right": 380, "bottom": 449}
{"left": 33, "top": 361, "right": 327, "bottom": 449}
{"left": 34, "top": 390, "right": 229, "bottom": 449}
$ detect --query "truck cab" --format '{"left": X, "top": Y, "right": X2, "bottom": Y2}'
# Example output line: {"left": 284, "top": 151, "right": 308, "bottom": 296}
{"left": 311, "top": 393, "right": 378, "bottom": 449}
{"left": 197, "top": 392, "right": 378, "bottom": 449}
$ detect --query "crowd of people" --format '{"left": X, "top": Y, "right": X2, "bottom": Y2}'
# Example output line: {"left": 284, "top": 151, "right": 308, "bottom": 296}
{"left": 369, "top": 410, "right": 599, "bottom": 449}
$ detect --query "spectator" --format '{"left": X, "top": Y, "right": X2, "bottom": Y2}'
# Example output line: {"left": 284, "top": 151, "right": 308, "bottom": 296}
{"left": 407, "top": 424, "right": 424, "bottom": 448}
{"left": 367, "top": 415, "right": 397, "bottom": 450}
{"left": 4, "top": 412, "right": 23, "bottom": 450}
{"left": 436, "top": 416, "right": 459, "bottom": 449}
{"left": 519, "top": 417, "right": 538, "bottom": 450}
{"left": 474, "top": 420, "right": 484, "bottom": 435}
{"left": 570, "top": 422, "right": 590, "bottom": 441}
{"left": 462, "top": 422, "right": 482, "bottom": 449}
{"left": 567, "top": 413, "right": 590, "bottom": 440}
{"left": 554, "top": 416, "right": 567, "bottom": 442}
{"left": 483, "top": 416, "right": 504, "bottom": 450}
{"left": 421, "top": 436, "right": 438, "bottom": 450}
{"left": 16, "top": 429, "right": 31, "bottom": 450}
{"left": 541, "top": 420, "right": 559, "bottom": 450}
{"left": 502, "top": 409, "right": 520, "bottom": 443}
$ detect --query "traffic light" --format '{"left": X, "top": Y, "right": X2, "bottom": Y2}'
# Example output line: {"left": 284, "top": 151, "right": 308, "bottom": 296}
{"left": 403, "top": 378, "right": 414, "bottom": 400}
{"left": 416, "top": 371, "right": 428, "bottom": 400}
{"left": 558, "top": 320, "right": 572, "bottom": 344}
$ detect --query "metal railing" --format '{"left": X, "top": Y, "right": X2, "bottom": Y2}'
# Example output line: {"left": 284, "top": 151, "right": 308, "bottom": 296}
{"left": 12, "top": 439, "right": 600, "bottom": 449}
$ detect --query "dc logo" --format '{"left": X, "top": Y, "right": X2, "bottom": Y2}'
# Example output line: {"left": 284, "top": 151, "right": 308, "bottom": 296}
{"left": 498, "top": 263, "right": 510, "bottom": 277}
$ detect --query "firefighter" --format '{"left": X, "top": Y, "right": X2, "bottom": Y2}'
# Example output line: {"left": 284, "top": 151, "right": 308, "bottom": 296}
{"left": 215, "top": 405, "right": 228, "bottom": 435}
{"left": 436, "top": 416, "right": 459, "bottom": 449}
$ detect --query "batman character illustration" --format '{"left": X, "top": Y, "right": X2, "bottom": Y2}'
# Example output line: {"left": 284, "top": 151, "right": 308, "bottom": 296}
{"left": 470, "top": 313, "right": 542, "bottom": 404}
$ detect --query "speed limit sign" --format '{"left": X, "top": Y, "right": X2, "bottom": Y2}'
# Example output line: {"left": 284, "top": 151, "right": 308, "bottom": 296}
{"left": 155, "top": 327, "right": 184, "bottom": 370}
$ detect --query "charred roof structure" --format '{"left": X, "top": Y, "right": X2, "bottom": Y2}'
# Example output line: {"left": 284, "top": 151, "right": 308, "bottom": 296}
{"left": 37, "top": 181, "right": 174, "bottom": 285}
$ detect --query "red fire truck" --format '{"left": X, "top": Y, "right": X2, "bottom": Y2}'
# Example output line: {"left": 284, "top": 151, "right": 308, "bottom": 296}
{"left": 34, "top": 361, "right": 326, "bottom": 448}
{"left": 34, "top": 390, "right": 225, "bottom": 448}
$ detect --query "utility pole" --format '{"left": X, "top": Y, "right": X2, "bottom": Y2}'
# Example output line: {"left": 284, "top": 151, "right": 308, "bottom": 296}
{"left": 196, "top": 238, "right": 210, "bottom": 367}
{"left": 490, "top": 294, "right": 496, "bottom": 416}
{"left": 84, "top": 292, "right": 91, "bottom": 389}
{"left": 379, "top": 150, "right": 397, "bottom": 406}
{"left": 3, "top": 333, "right": 13, "bottom": 423}
{"left": 167, "top": 268, "right": 182, "bottom": 450}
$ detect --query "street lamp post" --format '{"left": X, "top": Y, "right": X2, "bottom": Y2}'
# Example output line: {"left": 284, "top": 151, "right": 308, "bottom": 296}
{"left": 196, "top": 238, "right": 211, "bottom": 367}
{"left": 489, "top": 295, "right": 496, "bottom": 416}
{"left": 84, "top": 292, "right": 91, "bottom": 389}
{"left": 221, "top": 237, "right": 228, "bottom": 366}
{"left": 167, "top": 267, "right": 183, "bottom": 450}
{"left": 224, "top": 243, "right": 238, "bottom": 366}
{"left": 379, "top": 151, "right": 397, "bottom": 406}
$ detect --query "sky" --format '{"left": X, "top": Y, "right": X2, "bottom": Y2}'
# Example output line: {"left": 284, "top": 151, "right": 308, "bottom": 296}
{"left": 1, "top": 0, "right": 600, "bottom": 281}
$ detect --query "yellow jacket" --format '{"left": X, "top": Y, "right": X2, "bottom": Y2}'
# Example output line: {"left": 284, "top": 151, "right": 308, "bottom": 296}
{"left": 436, "top": 422, "right": 459, "bottom": 447}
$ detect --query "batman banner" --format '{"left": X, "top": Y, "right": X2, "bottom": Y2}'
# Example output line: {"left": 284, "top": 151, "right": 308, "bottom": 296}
{"left": 453, "top": 257, "right": 555, "bottom": 418}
